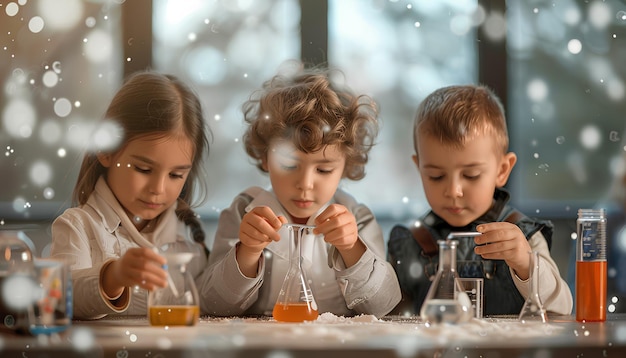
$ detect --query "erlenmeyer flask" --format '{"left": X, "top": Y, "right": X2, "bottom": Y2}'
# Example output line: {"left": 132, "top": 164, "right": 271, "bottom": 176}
{"left": 519, "top": 250, "right": 547, "bottom": 323}
{"left": 148, "top": 243, "right": 200, "bottom": 326}
{"left": 420, "top": 239, "right": 472, "bottom": 324}
{"left": 272, "top": 224, "right": 319, "bottom": 322}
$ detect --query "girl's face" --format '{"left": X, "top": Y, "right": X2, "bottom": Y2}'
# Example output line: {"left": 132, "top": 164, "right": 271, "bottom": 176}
{"left": 414, "top": 132, "right": 516, "bottom": 228}
{"left": 98, "top": 134, "right": 194, "bottom": 230}
{"left": 264, "top": 140, "right": 346, "bottom": 225}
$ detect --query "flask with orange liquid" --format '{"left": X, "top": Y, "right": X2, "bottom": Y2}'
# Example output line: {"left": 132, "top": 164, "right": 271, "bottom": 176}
{"left": 575, "top": 208, "right": 607, "bottom": 322}
{"left": 272, "top": 224, "right": 319, "bottom": 322}
{"left": 148, "top": 242, "right": 200, "bottom": 326}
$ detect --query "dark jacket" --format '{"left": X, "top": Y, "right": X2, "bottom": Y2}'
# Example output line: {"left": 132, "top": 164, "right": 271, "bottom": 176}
{"left": 388, "top": 188, "right": 553, "bottom": 316}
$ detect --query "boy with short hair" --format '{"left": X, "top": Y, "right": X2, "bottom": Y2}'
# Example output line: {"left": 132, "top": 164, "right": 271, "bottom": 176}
{"left": 389, "top": 85, "right": 572, "bottom": 316}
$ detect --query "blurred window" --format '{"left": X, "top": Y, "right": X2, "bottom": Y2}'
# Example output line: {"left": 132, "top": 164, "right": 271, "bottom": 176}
{"left": 7, "top": 1, "right": 623, "bottom": 225}
{"left": 0, "top": 1, "right": 122, "bottom": 220}
{"left": 507, "top": 1, "right": 626, "bottom": 217}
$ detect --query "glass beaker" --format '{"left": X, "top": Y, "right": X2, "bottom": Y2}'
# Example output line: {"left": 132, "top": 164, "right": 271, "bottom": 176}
{"left": 272, "top": 224, "right": 319, "bottom": 322}
{"left": 518, "top": 250, "right": 547, "bottom": 323}
{"left": 1, "top": 231, "right": 37, "bottom": 334}
{"left": 148, "top": 242, "right": 200, "bottom": 326}
{"left": 420, "top": 239, "right": 472, "bottom": 324}
{"left": 575, "top": 208, "right": 607, "bottom": 322}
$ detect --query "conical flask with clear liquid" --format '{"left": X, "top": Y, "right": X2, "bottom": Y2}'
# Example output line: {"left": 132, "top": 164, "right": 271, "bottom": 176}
{"left": 420, "top": 239, "right": 472, "bottom": 324}
{"left": 519, "top": 250, "right": 547, "bottom": 323}
{"left": 148, "top": 242, "right": 200, "bottom": 326}
{"left": 272, "top": 224, "right": 319, "bottom": 322}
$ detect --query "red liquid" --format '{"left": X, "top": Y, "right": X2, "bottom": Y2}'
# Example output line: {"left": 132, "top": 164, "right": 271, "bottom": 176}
{"left": 575, "top": 261, "right": 607, "bottom": 322}
{"left": 272, "top": 303, "right": 319, "bottom": 322}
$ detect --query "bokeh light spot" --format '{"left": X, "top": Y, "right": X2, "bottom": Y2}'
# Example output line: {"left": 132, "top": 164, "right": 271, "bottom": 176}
{"left": 42, "top": 70, "right": 59, "bottom": 88}
{"left": 588, "top": 1, "right": 611, "bottom": 29}
{"left": 567, "top": 39, "right": 582, "bottom": 54}
{"left": 30, "top": 161, "right": 53, "bottom": 186}
{"left": 2, "top": 99, "right": 36, "bottom": 139}
{"left": 527, "top": 79, "right": 549, "bottom": 102}
{"left": 579, "top": 125, "right": 602, "bottom": 150}
{"left": 70, "top": 327, "right": 95, "bottom": 351}
{"left": 43, "top": 187, "right": 55, "bottom": 200}
{"left": 92, "top": 120, "right": 123, "bottom": 151}
{"left": 37, "top": 0, "right": 84, "bottom": 31}
{"left": 85, "top": 16, "right": 96, "bottom": 28}
{"left": 28, "top": 17, "right": 45, "bottom": 33}
{"left": 6, "top": 2, "right": 19, "bottom": 17}
{"left": 1, "top": 275, "right": 37, "bottom": 310}
{"left": 54, "top": 98, "right": 72, "bottom": 117}
{"left": 483, "top": 11, "right": 506, "bottom": 41}
{"left": 84, "top": 29, "right": 114, "bottom": 63}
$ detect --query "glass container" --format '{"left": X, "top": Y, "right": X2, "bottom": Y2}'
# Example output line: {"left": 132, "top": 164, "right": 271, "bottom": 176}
{"left": 148, "top": 242, "right": 200, "bottom": 326}
{"left": 272, "top": 224, "right": 319, "bottom": 322}
{"left": 518, "top": 250, "right": 547, "bottom": 323}
{"left": 0, "top": 231, "right": 36, "bottom": 333}
{"left": 575, "top": 208, "right": 607, "bottom": 322}
{"left": 420, "top": 238, "right": 472, "bottom": 324}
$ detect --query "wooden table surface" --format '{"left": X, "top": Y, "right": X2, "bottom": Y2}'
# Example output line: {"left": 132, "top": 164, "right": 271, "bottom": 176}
{"left": 2, "top": 313, "right": 626, "bottom": 357}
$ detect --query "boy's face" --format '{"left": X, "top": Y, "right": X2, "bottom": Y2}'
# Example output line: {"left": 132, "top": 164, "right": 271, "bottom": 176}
{"left": 264, "top": 140, "right": 346, "bottom": 224}
{"left": 414, "top": 132, "right": 516, "bottom": 227}
{"left": 98, "top": 134, "right": 193, "bottom": 229}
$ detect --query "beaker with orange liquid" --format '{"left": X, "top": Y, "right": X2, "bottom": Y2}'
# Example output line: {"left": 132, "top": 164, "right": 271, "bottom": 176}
{"left": 272, "top": 224, "right": 319, "bottom": 322}
{"left": 148, "top": 243, "right": 200, "bottom": 326}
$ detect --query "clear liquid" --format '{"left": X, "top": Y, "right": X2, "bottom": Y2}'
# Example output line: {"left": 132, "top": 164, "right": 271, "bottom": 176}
{"left": 420, "top": 299, "right": 464, "bottom": 324}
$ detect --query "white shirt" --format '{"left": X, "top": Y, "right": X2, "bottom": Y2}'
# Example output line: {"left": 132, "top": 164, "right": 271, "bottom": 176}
{"left": 50, "top": 177, "right": 207, "bottom": 320}
{"left": 196, "top": 186, "right": 402, "bottom": 318}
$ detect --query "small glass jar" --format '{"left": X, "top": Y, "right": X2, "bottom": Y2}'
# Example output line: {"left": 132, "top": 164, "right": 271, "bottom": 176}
{"left": 148, "top": 243, "right": 200, "bottom": 326}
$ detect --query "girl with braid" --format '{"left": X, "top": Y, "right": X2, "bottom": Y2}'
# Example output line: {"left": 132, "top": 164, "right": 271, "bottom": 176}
{"left": 51, "top": 71, "right": 211, "bottom": 319}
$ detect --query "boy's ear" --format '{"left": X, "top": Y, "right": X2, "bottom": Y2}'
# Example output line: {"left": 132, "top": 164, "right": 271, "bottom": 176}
{"left": 412, "top": 154, "right": 420, "bottom": 169}
{"left": 96, "top": 152, "right": 113, "bottom": 168}
{"left": 496, "top": 152, "right": 517, "bottom": 187}
{"left": 261, "top": 156, "right": 269, "bottom": 172}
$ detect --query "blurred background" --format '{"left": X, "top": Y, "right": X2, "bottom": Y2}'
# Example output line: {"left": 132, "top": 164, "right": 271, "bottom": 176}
{"left": 1, "top": 0, "right": 626, "bottom": 312}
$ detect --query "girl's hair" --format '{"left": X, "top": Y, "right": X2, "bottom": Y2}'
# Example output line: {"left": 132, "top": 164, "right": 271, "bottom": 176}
{"left": 73, "top": 71, "right": 210, "bottom": 248}
{"left": 242, "top": 66, "right": 379, "bottom": 180}
{"left": 413, "top": 84, "right": 509, "bottom": 156}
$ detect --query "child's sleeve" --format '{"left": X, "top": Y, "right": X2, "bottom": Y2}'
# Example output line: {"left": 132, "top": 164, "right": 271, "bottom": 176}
{"left": 511, "top": 231, "right": 574, "bottom": 315}
{"left": 330, "top": 203, "right": 402, "bottom": 317}
{"left": 196, "top": 193, "right": 264, "bottom": 316}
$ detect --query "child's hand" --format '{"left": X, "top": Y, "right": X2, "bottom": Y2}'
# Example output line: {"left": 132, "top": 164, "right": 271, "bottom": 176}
{"left": 239, "top": 206, "right": 287, "bottom": 253}
{"left": 474, "top": 222, "right": 532, "bottom": 280}
{"left": 314, "top": 204, "right": 365, "bottom": 267}
{"left": 103, "top": 247, "right": 168, "bottom": 297}
{"left": 237, "top": 206, "right": 287, "bottom": 277}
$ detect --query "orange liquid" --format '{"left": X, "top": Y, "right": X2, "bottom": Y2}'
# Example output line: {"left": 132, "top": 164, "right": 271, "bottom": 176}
{"left": 149, "top": 305, "right": 199, "bottom": 326}
{"left": 272, "top": 303, "right": 319, "bottom": 322}
{"left": 575, "top": 261, "right": 607, "bottom": 322}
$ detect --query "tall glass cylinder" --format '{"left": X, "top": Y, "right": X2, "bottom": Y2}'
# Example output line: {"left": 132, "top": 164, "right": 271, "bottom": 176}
{"left": 576, "top": 208, "right": 607, "bottom": 322}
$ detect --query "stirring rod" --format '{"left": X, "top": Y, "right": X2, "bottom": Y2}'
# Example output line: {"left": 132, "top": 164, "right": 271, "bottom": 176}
{"left": 282, "top": 223, "right": 316, "bottom": 230}
{"left": 162, "top": 263, "right": 180, "bottom": 297}
{"left": 152, "top": 246, "right": 180, "bottom": 296}
{"left": 447, "top": 232, "right": 482, "bottom": 239}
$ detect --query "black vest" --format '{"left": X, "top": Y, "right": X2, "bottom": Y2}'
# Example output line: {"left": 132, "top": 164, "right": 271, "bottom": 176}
{"left": 387, "top": 188, "right": 553, "bottom": 316}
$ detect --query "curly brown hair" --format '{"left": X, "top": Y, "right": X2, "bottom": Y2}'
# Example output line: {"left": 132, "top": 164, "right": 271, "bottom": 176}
{"left": 242, "top": 66, "right": 379, "bottom": 181}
